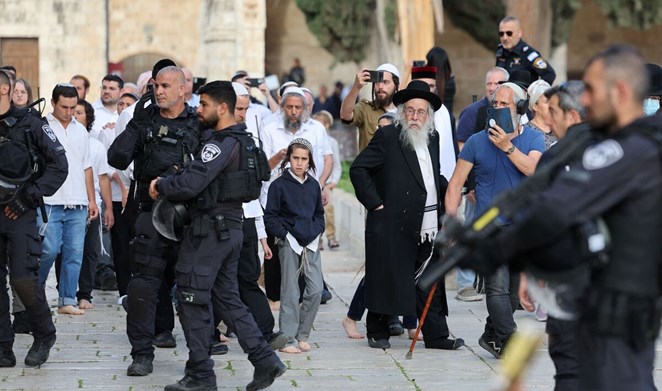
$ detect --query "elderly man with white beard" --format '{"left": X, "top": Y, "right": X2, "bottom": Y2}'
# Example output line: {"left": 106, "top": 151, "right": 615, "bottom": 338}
{"left": 445, "top": 82, "right": 545, "bottom": 359}
{"left": 350, "top": 80, "right": 465, "bottom": 350}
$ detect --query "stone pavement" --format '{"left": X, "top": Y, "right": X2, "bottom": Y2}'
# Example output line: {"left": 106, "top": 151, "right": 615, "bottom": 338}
{"left": 4, "top": 245, "right": 662, "bottom": 391}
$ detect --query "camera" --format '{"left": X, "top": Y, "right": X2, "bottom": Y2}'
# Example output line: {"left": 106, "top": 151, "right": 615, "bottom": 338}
{"left": 247, "top": 78, "right": 264, "bottom": 88}
{"left": 367, "top": 70, "right": 384, "bottom": 83}
{"left": 192, "top": 77, "right": 207, "bottom": 93}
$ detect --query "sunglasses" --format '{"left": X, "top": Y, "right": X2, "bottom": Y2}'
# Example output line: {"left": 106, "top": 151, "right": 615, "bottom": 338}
{"left": 498, "top": 31, "right": 514, "bottom": 37}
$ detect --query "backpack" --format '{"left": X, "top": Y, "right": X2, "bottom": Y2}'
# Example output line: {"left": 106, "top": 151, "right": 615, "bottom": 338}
{"left": 212, "top": 129, "right": 270, "bottom": 203}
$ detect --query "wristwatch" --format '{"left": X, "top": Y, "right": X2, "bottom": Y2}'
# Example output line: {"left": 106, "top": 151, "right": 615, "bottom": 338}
{"left": 505, "top": 145, "right": 516, "bottom": 155}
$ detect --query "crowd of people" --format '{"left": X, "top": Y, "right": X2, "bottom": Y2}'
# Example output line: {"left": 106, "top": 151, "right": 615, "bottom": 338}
{"left": 0, "top": 14, "right": 661, "bottom": 391}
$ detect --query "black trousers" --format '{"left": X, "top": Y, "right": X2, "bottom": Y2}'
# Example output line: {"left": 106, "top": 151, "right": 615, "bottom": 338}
{"left": 0, "top": 210, "right": 56, "bottom": 349}
{"left": 547, "top": 317, "right": 579, "bottom": 391}
{"left": 367, "top": 240, "right": 450, "bottom": 343}
{"left": 110, "top": 201, "right": 132, "bottom": 296}
{"left": 235, "top": 218, "right": 274, "bottom": 339}
{"left": 577, "top": 319, "right": 656, "bottom": 391}
{"left": 126, "top": 212, "right": 177, "bottom": 359}
{"left": 177, "top": 225, "right": 277, "bottom": 385}
{"left": 264, "top": 234, "right": 281, "bottom": 301}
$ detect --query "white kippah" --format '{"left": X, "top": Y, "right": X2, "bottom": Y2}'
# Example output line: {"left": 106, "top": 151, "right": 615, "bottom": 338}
{"left": 377, "top": 63, "right": 401, "bottom": 79}
{"left": 232, "top": 82, "right": 249, "bottom": 96}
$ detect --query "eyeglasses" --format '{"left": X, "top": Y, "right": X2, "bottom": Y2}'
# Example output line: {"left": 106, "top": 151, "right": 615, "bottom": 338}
{"left": 498, "top": 31, "right": 514, "bottom": 37}
{"left": 404, "top": 108, "right": 428, "bottom": 118}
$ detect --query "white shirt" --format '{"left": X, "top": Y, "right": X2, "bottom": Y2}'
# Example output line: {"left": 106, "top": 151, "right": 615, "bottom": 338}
{"left": 327, "top": 133, "right": 341, "bottom": 184}
{"left": 434, "top": 104, "right": 457, "bottom": 181}
{"left": 89, "top": 137, "right": 113, "bottom": 206}
{"left": 259, "top": 112, "right": 332, "bottom": 207}
{"left": 110, "top": 102, "right": 139, "bottom": 202}
{"left": 44, "top": 114, "right": 92, "bottom": 206}
{"left": 92, "top": 99, "right": 119, "bottom": 143}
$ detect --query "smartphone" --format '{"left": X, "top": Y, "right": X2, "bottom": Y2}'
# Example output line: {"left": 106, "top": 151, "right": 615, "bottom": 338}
{"left": 413, "top": 60, "right": 426, "bottom": 67}
{"left": 247, "top": 77, "right": 264, "bottom": 88}
{"left": 264, "top": 74, "right": 280, "bottom": 91}
{"left": 367, "top": 70, "right": 384, "bottom": 83}
{"left": 486, "top": 107, "right": 515, "bottom": 134}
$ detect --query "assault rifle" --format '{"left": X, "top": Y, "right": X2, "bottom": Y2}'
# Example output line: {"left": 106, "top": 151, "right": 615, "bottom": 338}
{"left": 418, "top": 125, "right": 594, "bottom": 291}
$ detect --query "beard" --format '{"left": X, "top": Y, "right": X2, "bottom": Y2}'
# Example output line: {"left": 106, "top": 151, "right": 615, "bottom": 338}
{"left": 399, "top": 118, "right": 433, "bottom": 150}
{"left": 374, "top": 90, "right": 394, "bottom": 108}
{"left": 198, "top": 113, "right": 219, "bottom": 130}
{"left": 284, "top": 115, "right": 302, "bottom": 132}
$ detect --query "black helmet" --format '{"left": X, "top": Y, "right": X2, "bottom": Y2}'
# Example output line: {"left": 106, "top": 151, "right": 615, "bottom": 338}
{"left": 0, "top": 138, "right": 34, "bottom": 204}
{"left": 152, "top": 196, "right": 190, "bottom": 241}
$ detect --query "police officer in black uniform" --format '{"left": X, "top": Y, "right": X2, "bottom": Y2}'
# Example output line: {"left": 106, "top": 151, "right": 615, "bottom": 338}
{"left": 462, "top": 45, "right": 661, "bottom": 390}
{"left": 495, "top": 16, "right": 556, "bottom": 84}
{"left": 0, "top": 71, "right": 68, "bottom": 367}
{"left": 150, "top": 81, "right": 285, "bottom": 391}
{"left": 108, "top": 65, "right": 200, "bottom": 377}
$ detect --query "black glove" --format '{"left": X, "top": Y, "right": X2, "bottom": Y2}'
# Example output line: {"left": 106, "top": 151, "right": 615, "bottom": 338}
{"left": 133, "top": 89, "right": 154, "bottom": 123}
{"left": 4, "top": 184, "right": 40, "bottom": 219}
{"left": 454, "top": 231, "right": 506, "bottom": 275}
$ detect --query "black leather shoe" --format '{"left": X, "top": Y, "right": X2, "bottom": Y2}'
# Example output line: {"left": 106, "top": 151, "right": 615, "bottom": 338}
{"left": 12, "top": 311, "right": 31, "bottom": 334}
{"left": 127, "top": 355, "right": 153, "bottom": 376}
{"left": 24, "top": 335, "right": 56, "bottom": 367}
{"left": 154, "top": 331, "right": 176, "bottom": 348}
{"left": 367, "top": 338, "right": 391, "bottom": 349}
{"left": 320, "top": 289, "right": 332, "bottom": 304}
{"left": 164, "top": 375, "right": 218, "bottom": 391}
{"left": 388, "top": 322, "right": 404, "bottom": 336}
{"left": 425, "top": 338, "right": 465, "bottom": 350}
{"left": 268, "top": 331, "right": 289, "bottom": 351}
{"left": 0, "top": 349, "right": 16, "bottom": 367}
{"left": 246, "top": 360, "right": 287, "bottom": 391}
{"left": 211, "top": 343, "right": 228, "bottom": 355}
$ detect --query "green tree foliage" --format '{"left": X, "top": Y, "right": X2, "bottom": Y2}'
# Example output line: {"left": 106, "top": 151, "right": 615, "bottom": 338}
{"left": 551, "top": 0, "right": 582, "bottom": 48}
{"left": 442, "top": 0, "right": 506, "bottom": 52}
{"left": 595, "top": 0, "right": 662, "bottom": 29}
{"left": 295, "top": 0, "right": 376, "bottom": 64}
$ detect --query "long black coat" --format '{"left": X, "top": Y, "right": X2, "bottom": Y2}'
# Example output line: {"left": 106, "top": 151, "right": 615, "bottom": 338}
{"left": 350, "top": 124, "right": 445, "bottom": 316}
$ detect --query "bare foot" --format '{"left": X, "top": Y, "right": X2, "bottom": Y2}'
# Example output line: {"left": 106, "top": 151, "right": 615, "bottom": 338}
{"left": 342, "top": 316, "right": 365, "bottom": 339}
{"left": 268, "top": 300, "right": 280, "bottom": 311}
{"left": 78, "top": 299, "right": 94, "bottom": 310}
{"left": 279, "top": 345, "right": 301, "bottom": 354}
{"left": 58, "top": 305, "right": 85, "bottom": 315}
{"left": 408, "top": 329, "right": 423, "bottom": 341}
{"left": 219, "top": 333, "right": 230, "bottom": 343}
{"left": 298, "top": 341, "right": 311, "bottom": 352}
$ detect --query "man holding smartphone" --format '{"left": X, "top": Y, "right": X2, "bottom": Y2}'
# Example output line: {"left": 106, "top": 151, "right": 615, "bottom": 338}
{"left": 340, "top": 63, "right": 400, "bottom": 152}
{"left": 445, "top": 82, "right": 544, "bottom": 359}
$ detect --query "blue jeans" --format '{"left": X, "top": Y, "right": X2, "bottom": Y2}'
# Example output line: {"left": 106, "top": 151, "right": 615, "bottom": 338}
{"left": 484, "top": 265, "right": 517, "bottom": 343}
{"left": 38, "top": 205, "right": 88, "bottom": 307}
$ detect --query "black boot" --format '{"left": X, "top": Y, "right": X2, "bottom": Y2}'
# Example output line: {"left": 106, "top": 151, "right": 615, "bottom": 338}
{"left": 246, "top": 359, "right": 287, "bottom": 391}
{"left": 12, "top": 311, "right": 31, "bottom": 334}
{"left": 0, "top": 349, "right": 16, "bottom": 367}
{"left": 126, "top": 355, "right": 153, "bottom": 376}
{"left": 164, "top": 375, "right": 218, "bottom": 391}
{"left": 24, "top": 335, "right": 56, "bottom": 367}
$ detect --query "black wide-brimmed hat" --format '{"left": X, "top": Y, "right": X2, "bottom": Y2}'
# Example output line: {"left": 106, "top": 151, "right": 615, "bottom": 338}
{"left": 393, "top": 80, "right": 442, "bottom": 111}
{"left": 499, "top": 69, "right": 532, "bottom": 90}
{"left": 646, "top": 63, "right": 662, "bottom": 96}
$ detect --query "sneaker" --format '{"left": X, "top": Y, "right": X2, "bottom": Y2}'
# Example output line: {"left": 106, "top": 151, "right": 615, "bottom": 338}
{"left": 211, "top": 343, "right": 229, "bottom": 355}
{"left": 478, "top": 334, "right": 504, "bottom": 359}
{"left": 118, "top": 295, "right": 128, "bottom": 312}
{"left": 268, "top": 331, "right": 289, "bottom": 351}
{"left": 0, "top": 349, "right": 16, "bottom": 367}
{"left": 320, "top": 289, "right": 332, "bottom": 304}
{"left": 367, "top": 338, "right": 391, "bottom": 349}
{"left": 154, "top": 331, "right": 176, "bottom": 348}
{"left": 24, "top": 335, "right": 56, "bottom": 367}
{"left": 246, "top": 359, "right": 287, "bottom": 391}
{"left": 127, "top": 355, "right": 153, "bottom": 376}
{"left": 164, "top": 375, "right": 218, "bottom": 391}
{"left": 455, "top": 287, "right": 484, "bottom": 302}
{"left": 12, "top": 311, "right": 31, "bottom": 334}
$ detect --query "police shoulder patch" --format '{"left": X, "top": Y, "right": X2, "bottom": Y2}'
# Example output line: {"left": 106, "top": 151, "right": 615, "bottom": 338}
{"left": 526, "top": 51, "right": 539, "bottom": 62}
{"left": 582, "top": 140, "right": 623, "bottom": 170}
{"left": 201, "top": 143, "right": 221, "bottom": 163}
{"left": 533, "top": 57, "right": 547, "bottom": 69}
{"left": 42, "top": 124, "right": 57, "bottom": 142}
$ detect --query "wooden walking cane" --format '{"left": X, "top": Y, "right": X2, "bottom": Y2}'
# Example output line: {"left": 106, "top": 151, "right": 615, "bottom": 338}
{"left": 405, "top": 281, "right": 437, "bottom": 359}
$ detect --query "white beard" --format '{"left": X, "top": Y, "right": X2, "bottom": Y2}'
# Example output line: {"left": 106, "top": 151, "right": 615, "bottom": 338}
{"left": 399, "top": 119, "right": 433, "bottom": 150}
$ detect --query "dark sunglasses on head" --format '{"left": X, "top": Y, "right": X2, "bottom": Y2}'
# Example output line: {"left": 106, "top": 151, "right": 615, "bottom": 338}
{"left": 499, "top": 31, "right": 514, "bottom": 37}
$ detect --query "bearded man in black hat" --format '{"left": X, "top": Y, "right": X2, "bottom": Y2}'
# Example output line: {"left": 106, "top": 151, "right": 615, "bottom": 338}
{"left": 350, "top": 80, "right": 464, "bottom": 351}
